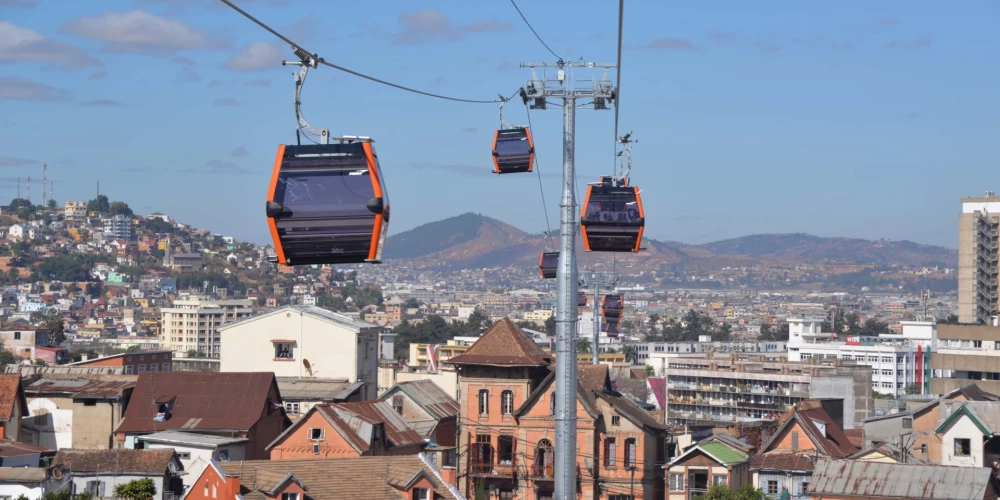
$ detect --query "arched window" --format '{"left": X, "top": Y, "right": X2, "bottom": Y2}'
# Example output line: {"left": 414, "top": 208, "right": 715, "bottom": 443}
{"left": 478, "top": 389, "right": 489, "bottom": 415}
{"left": 535, "top": 439, "right": 554, "bottom": 477}
{"left": 501, "top": 390, "right": 514, "bottom": 415}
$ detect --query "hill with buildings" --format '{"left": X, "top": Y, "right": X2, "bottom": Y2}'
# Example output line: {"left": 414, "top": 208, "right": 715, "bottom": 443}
{"left": 385, "top": 213, "right": 958, "bottom": 270}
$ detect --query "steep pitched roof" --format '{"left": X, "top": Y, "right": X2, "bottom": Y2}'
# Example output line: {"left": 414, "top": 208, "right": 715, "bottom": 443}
{"left": 810, "top": 458, "right": 993, "bottom": 500}
{"left": 217, "top": 454, "right": 461, "bottom": 500}
{"left": 380, "top": 379, "right": 459, "bottom": 421}
{"left": 267, "top": 401, "right": 425, "bottom": 454}
{"left": 909, "top": 382, "right": 1000, "bottom": 418}
{"left": 0, "top": 375, "right": 26, "bottom": 421}
{"left": 115, "top": 372, "right": 284, "bottom": 434}
{"left": 444, "top": 318, "right": 552, "bottom": 367}
{"left": 936, "top": 401, "right": 1000, "bottom": 436}
{"left": 753, "top": 406, "right": 857, "bottom": 470}
{"left": 54, "top": 449, "right": 176, "bottom": 475}
{"left": 669, "top": 440, "right": 749, "bottom": 468}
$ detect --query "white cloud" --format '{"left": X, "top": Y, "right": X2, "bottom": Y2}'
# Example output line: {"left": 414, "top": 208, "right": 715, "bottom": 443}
{"left": 60, "top": 10, "right": 212, "bottom": 53}
{"left": 225, "top": 41, "right": 284, "bottom": 71}
{"left": 0, "top": 76, "right": 69, "bottom": 101}
{"left": 393, "top": 9, "right": 512, "bottom": 45}
{"left": 0, "top": 21, "right": 98, "bottom": 70}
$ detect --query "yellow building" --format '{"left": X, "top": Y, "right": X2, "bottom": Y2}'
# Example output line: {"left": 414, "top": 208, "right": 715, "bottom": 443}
{"left": 408, "top": 341, "right": 470, "bottom": 369}
{"left": 68, "top": 228, "right": 82, "bottom": 241}
{"left": 523, "top": 309, "right": 554, "bottom": 321}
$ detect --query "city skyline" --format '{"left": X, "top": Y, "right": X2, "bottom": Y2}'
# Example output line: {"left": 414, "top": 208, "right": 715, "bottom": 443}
{"left": 1, "top": 0, "right": 997, "bottom": 247}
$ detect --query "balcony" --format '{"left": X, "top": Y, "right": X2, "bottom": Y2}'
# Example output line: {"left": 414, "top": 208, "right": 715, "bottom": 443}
{"left": 469, "top": 443, "right": 516, "bottom": 478}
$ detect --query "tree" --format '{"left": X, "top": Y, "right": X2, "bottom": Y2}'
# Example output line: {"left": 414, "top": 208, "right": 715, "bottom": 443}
{"left": 126, "top": 345, "right": 141, "bottom": 353}
{"left": 543, "top": 315, "right": 556, "bottom": 335}
{"left": 0, "top": 347, "right": 17, "bottom": 367}
{"left": 578, "top": 337, "right": 592, "bottom": 354}
{"left": 693, "top": 485, "right": 765, "bottom": 500}
{"left": 466, "top": 310, "right": 489, "bottom": 332}
{"left": 87, "top": 195, "right": 110, "bottom": 214}
{"left": 937, "top": 314, "right": 960, "bottom": 325}
{"left": 46, "top": 199, "right": 56, "bottom": 209}
{"left": 108, "top": 201, "right": 134, "bottom": 217}
{"left": 405, "top": 298, "right": 420, "bottom": 309}
{"left": 114, "top": 478, "right": 157, "bottom": 500}
{"left": 317, "top": 294, "right": 345, "bottom": 311}
{"left": 904, "top": 383, "right": 921, "bottom": 395}
{"left": 43, "top": 311, "right": 66, "bottom": 345}
{"left": 621, "top": 344, "right": 638, "bottom": 364}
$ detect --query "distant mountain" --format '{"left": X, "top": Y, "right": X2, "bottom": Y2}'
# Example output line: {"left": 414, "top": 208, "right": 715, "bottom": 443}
{"left": 384, "top": 214, "right": 957, "bottom": 270}
{"left": 701, "top": 233, "right": 956, "bottom": 267}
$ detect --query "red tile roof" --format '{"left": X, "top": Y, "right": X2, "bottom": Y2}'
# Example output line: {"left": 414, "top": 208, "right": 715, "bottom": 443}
{"left": 0, "top": 375, "right": 25, "bottom": 421}
{"left": 0, "top": 439, "right": 50, "bottom": 457}
{"left": 115, "top": 372, "right": 282, "bottom": 434}
{"left": 753, "top": 406, "right": 858, "bottom": 471}
{"left": 444, "top": 318, "right": 552, "bottom": 367}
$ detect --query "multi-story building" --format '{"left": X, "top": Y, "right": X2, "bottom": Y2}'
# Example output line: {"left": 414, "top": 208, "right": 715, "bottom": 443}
{"left": 160, "top": 296, "right": 252, "bottom": 358}
{"left": 959, "top": 192, "right": 1000, "bottom": 324}
{"left": 218, "top": 305, "right": 381, "bottom": 402}
{"left": 931, "top": 323, "right": 1000, "bottom": 394}
{"left": 102, "top": 215, "right": 132, "bottom": 240}
{"left": 446, "top": 318, "right": 668, "bottom": 500}
{"left": 63, "top": 201, "right": 87, "bottom": 221}
{"left": 662, "top": 353, "right": 872, "bottom": 429}
{"left": 786, "top": 318, "right": 934, "bottom": 396}
{"left": 0, "top": 323, "right": 49, "bottom": 361}
{"left": 68, "top": 350, "right": 172, "bottom": 375}
{"left": 642, "top": 340, "right": 788, "bottom": 366}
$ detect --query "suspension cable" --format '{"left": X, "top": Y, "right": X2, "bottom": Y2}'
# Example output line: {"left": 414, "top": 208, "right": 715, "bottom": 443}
{"left": 509, "top": 0, "right": 562, "bottom": 61}
{"left": 524, "top": 103, "right": 554, "bottom": 250}
{"left": 612, "top": 0, "right": 625, "bottom": 174}
{"left": 219, "top": 0, "right": 503, "bottom": 104}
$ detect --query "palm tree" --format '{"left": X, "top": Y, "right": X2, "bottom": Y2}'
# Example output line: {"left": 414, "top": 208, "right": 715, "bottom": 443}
{"left": 621, "top": 344, "right": 638, "bottom": 364}
{"left": 578, "top": 337, "right": 592, "bottom": 354}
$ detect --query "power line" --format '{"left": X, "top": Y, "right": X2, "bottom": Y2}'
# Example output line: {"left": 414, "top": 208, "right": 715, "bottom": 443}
{"left": 509, "top": 0, "right": 562, "bottom": 61}
{"left": 219, "top": 0, "right": 503, "bottom": 104}
{"left": 612, "top": 0, "right": 625, "bottom": 173}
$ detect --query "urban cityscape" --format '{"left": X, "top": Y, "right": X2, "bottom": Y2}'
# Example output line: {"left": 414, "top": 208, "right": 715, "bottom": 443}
{"left": 1, "top": 1, "right": 997, "bottom": 500}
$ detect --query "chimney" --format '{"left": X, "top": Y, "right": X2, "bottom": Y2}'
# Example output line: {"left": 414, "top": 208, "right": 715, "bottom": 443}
{"left": 225, "top": 474, "right": 241, "bottom": 497}
{"left": 80, "top": 354, "right": 88, "bottom": 361}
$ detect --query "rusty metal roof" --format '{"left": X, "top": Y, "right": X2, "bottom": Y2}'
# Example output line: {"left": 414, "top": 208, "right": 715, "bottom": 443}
{"left": 0, "top": 438, "right": 51, "bottom": 457}
{"left": 810, "top": 458, "right": 992, "bottom": 499}
{"left": 54, "top": 448, "right": 176, "bottom": 475}
{"left": 5, "top": 365, "right": 126, "bottom": 376}
{"left": 0, "top": 467, "right": 47, "bottom": 483}
{"left": 383, "top": 379, "right": 458, "bottom": 421}
{"left": 276, "top": 378, "right": 362, "bottom": 403}
{"left": 115, "top": 372, "right": 282, "bottom": 434}
{"left": 25, "top": 377, "right": 134, "bottom": 399}
{"left": 326, "top": 400, "right": 426, "bottom": 449}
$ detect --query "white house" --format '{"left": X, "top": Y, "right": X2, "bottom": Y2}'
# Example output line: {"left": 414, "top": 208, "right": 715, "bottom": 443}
{"left": 137, "top": 431, "right": 246, "bottom": 492}
{"left": 218, "top": 305, "right": 383, "bottom": 401}
{"left": 935, "top": 400, "right": 1000, "bottom": 468}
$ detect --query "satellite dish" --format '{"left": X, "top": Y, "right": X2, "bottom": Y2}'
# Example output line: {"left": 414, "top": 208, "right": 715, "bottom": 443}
{"left": 303, "top": 359, "right": 312, "bottom": 376}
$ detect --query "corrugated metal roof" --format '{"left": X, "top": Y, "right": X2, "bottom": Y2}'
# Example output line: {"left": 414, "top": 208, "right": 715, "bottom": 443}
{"left": 5, "top": 366, "right": 126, "bottom": 376}
{"left": 26, "top": 377, "right": 134, "bottom": 399}
{"left": 938, "top": 401, "right": 1000, "bottom": 436}
{"left": 0, "top": 467, "right": 47, "bottom": 482}
{"left": 276, "top": 378, "right": 360, "bottom": 402}
{"left": 0, "top": 439, "right": 50, "bottom": 457}
{"left": 328, "top": 401, "right": 426, "bottom": 449}
{"left": 137, "top": 430, "right": 248, "bottom": 447}
{"left": 700, "top": 442, "right": 747, "bottom": 465}
{"left": 390, "top": 379, "right": 459, "bottom": 421}
{"left": 810, "top": 458, "right": 992, "bottom": 499}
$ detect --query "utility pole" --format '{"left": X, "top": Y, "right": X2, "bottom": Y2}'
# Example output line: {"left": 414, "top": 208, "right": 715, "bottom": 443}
{"left": 521, "top": 59, "right": 616, "bottom": 500}
{"left": 579, "top": 272, "right": 603, "bottom": 365}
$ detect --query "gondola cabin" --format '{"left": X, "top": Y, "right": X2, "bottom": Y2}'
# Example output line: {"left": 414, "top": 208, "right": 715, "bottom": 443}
{"left": 580, "top": 176, "right": 644, "bottom": 253}
{"left": 492, "top": 127, "right": 534, "bottom": 174}
{"left": 601, "top": 294, "right": 623, "bottom": 323}
{"left": 577, "top": 291, "right": 588, "bottom": 307}
{"left": 603, "top": 319, "right": 620, "bottom": 337}
{"left": 539, "top": 251, "right": 558, "bottom": 279}
{"left": 266, "top": 139, "right": 389, "bottom": 266}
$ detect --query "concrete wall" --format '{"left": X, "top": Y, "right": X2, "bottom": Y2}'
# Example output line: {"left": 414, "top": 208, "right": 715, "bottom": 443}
{"left": 69, "top": 474, "right": 165, "bottom": 499}
{"left": 940, "top": 413, "right": 985, "bottom": 467}
{"left": 809, "top": 376, "right": 864, "bottom": 429}
{"left": 0, "top": 484, "right": 43, "bottom": 499}
{"left": 25, "top": 396, "right": 124, "bottom": 450}
{"left": 958, "top": 212, "right": 979, "bottom": 324}
{"left": 219, "top": 311, "right": 377, "bottom": 399}
{"left": 143, "top": 442, "right": 245, "bottom": 491}
{"left": 396, "top": 371, "right": 458, "bottom": 399}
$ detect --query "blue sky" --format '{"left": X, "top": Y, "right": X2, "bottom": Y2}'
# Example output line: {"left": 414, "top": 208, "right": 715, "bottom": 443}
{"left": 1, "top": 0, "right": 997, "bottom": 248}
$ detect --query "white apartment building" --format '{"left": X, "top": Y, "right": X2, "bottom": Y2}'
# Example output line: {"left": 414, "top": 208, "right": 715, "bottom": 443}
{"left": 102, "top": 215, "right": 132, "bottom": 240}
{"left": 218, "top": 305, "right": 381, "bottom": 402}
{"left": 160, "top": 296, "right": 253, "bottom": 358}
{"left": 786, "top": 318, "right": 935, "bottom": 396}
{"left": 64, "top": 201, "right": 87, "bottom": 221}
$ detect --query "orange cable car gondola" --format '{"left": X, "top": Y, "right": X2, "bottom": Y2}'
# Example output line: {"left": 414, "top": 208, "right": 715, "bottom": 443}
{"left": 492, "top": 127, "right": 535, "bottom": 174}
{"left": 539, "top": 251, "right": 558, "bottom": 279}
{"left": 601, "top": 294, "right": 623, "bottom": 323}
{"left": 603, "top": 319, "right": 620, "bottom": 337}
{"left": 580, "top": 176, "right": 644, "bottom": 253}
{"left": 266, "top": 138, "right": 389, "bottom": 266}
{"left": 577, "top": 291, "right": 588, "bottom": 307}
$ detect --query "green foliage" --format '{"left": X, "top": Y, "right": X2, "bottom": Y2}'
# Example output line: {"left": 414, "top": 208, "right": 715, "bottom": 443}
{"left": 392, "top": 315, "right": 491, "bottom": 359}
{"left": 0, "top": 346, "right": 18, "bottom": 367}
{"left": 578, "top": 337, "right": 591, "bottom": 354}
{"left": 543, "top": 315, "right": 556, "bottom": 335}
{"left": 759, "top": 322, "right": 789, "bottom": 342}
{"left": 659, "top": 310, "right": 731, "bottom": 342}
{"left": 317, "top": 294, "right": 345, "bottom": 311}
{"left": 405, "top": 298, "right": 420, "bottom": 309}
{"left": 46, "top": 199, "right": 56, "bottom": 209}
{"left": 87, "top": 195, "right": 110, "bottom": 214}
{"left": 69, "top": 349, "right": 98, "bottom": 363}
{"left": 937, "top": 314, "right": 959, "bottom": 325}
{"left": 114, "top": 478, "right": 157, "bottom": 500}
{"left": 693, "top": 485, "right": 765, "bottom": 500}
{"left": 904, "top": 383, "right": 921, "bottom": 395}
{"left": 43, "top": 310, "right": 66, "bottom": 345}
{"left": 33, "top": 254, "right": 101, "bottom": 282}
{"left": 108, "top": 201, "right": 134, "bottom": 217}
{"left": 8, "top": 198, "right": 31, "bottom": 209}
{"left": 126, "top": 345, "right": 142, "bottom": 353}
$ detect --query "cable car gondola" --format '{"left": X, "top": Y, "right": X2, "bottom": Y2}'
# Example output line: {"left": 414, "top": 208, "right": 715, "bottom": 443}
{"left": 580, "top": 176, "right": 644, "bottom": 253}
{"left": 601, "top": 294, "right": 623, "bottom": 324}
{"left": 266, "top": 139, "right": 389, "bottom": 266}
{"left": 577, "top": 291, "right": 588, "bottom": 307}
{"left": 603, "top": 319, "right": 620, "bottom": 337}
{"left": 539, "top": 251, "right": 558, "bottom": 279}
{"left": 492, "top": 127, "right": 534, "bottom": 174}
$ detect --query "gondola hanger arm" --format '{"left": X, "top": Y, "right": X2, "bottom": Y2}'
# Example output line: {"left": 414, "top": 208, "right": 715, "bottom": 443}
{"left": 284, "top": 50, "right": 329, "bottom": 145}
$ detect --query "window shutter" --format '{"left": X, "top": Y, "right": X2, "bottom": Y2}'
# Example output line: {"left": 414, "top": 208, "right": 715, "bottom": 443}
{"left": 603, "top": 439, "right": 609, "bottom": 466}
